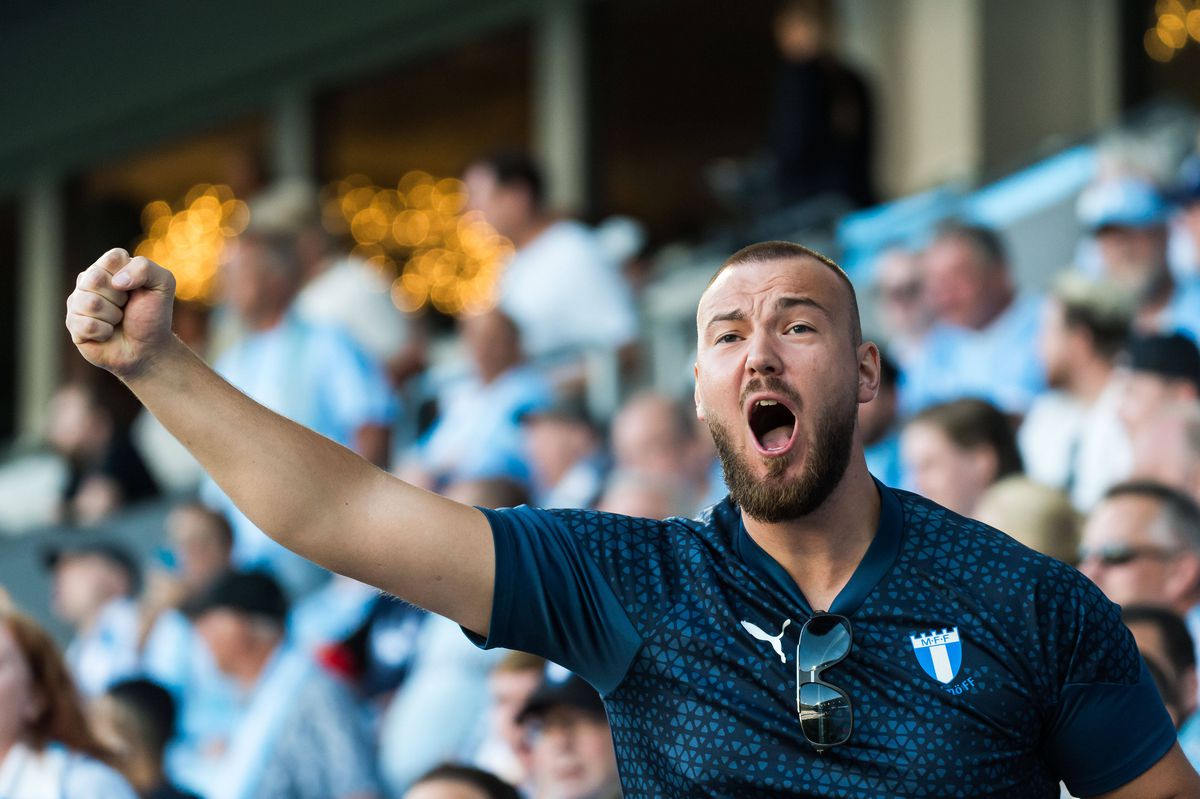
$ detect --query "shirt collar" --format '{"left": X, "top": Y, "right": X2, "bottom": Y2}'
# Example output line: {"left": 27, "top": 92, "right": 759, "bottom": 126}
{"left": 731, "top": 478, "right": 904, "bottom": 617}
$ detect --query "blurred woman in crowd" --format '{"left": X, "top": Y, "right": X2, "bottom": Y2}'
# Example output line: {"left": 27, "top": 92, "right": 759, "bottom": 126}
{"left": 901, "top": 398, "right": 1023, "bottom": 518}
{"left": 0, "top": 600, "right": 136, "bottom": 798}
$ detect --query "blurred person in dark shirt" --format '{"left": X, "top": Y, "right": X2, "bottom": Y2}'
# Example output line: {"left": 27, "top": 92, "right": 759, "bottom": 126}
{"left": 90, "top": 678, "right": 200, "bottom": 799}
{"left": 770, "top": 0, "right": 875, "bottom": 207}
{"left": 48, "top": 380, "right": 159, "bottom": 525}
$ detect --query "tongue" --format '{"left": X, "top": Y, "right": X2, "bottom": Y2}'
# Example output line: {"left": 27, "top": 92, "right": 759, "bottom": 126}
{"left": 761, "top": 425, "right": 792, "bottom": 451}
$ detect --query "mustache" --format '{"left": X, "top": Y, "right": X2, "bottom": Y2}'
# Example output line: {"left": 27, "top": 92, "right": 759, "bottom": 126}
{"left": 740, "top": 376, "right": 803, "bottom": 413}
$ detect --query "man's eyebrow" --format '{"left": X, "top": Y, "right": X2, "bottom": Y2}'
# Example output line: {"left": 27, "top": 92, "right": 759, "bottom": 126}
{"left": 776, "top": 295, "right": 829, "bottom": 316}
{"left": 704, "top": 308, "right": 746, "bottom": 328}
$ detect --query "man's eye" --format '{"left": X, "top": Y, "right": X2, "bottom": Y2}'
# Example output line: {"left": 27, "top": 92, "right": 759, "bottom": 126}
{"left": 788, "top": 324, "right": 814, "bottom": 334}
{"left": 716, "top": 333, "right": 741, "bottom": 344}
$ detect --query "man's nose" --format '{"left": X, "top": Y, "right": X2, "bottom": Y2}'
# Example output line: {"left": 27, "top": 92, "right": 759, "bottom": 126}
{"left": 746, "top": 332, "right": 783, "bottom": 376}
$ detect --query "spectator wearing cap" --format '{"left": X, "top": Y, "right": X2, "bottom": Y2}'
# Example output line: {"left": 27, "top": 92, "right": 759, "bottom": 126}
{"left": 90, "top": 678, "right": 200, "bottom": 799}
{"left": 185, "top": 571, "right": 382, "bottom": 799}
{"left": 521, "top": 399, "right": 608, "bottom": 510}
{"left": 900, "top": 223, "right": 1045, "bottom": 415}
{"left": 404, "top": 763, "right": 520, "bottom": 799}
{"left": 1019, "top": 273, "right": 1134, "bottom": 510}
{"left": 462, "top": 151, "right": 637, "bottom": 366}
{"left": 1122, "top": 605, "right": 1200, "bottom": 772}
{"left": 473, "top": 652, "right": 545, "bottom": 789}
{"left": 1079, "top": 481, "right": 1200, "bottom": 666}
{"left": 1131, "top": 402, "right": 1200, "bottom": 505}
{"left": 45, "top": 541, "right": 144, "bottom": 697}
{"left": 1117, "top": 332, "right": 1200, "bottom": 442}
{"left": 202, "top": 226, "right": 396, "bottom": 596}
{"left": 1078, "top": 176, "right": 1200, "bottom": 342}
{"left": 0, "top": 600, "right": 137, "bottom": 799}
{"left": 399, "top": 309, "right": 552, "bottom": 492}
{"left": 517, "top": 672, "right": 620, "bottom": 799}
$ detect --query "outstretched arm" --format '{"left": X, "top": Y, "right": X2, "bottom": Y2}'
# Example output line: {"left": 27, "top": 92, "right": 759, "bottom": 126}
{"left": 65, "top": 249, "right": 495, "bottom": 634}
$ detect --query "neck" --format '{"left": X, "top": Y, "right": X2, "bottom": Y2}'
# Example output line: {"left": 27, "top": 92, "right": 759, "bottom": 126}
{"left": 510, "top": 215, "right": 552, "bottom": 250}
{"left": 742, "top": 455, "right": 881, "bottom": 612}
{"left": 248, "top": 308, "right": 287, "bottom": 332}
{"left": 125, "top": 754, "right": 165, "bottom": 793}
{"left": 0, "top": 733, "right": 19, "bottom": 765}
{"left": 1067, "top": 356, "right": 1114, "bottom": 405}
{"left": 78, "top": 595, "right": 120, "bottom": 636}
{"left": 973, "top": 287, "right": 1014, "bottom": 331}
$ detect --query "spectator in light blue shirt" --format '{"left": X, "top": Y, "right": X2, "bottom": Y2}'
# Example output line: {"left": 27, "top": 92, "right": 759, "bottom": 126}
{"left": 900, "top": 223, "right": 1045, "bottom": 415}
{"left": 201, "top": 230, "right": 396, "bottom": 596}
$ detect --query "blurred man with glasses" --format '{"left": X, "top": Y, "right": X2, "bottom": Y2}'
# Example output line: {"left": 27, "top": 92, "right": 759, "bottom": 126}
{"left": 1081, "top": 481, "right": 1200, "bottom": 661}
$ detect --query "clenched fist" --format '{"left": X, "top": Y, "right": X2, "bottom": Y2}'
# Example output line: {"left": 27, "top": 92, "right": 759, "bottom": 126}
{"left": 65, "top": 248, "right": 177, "bottom": 379}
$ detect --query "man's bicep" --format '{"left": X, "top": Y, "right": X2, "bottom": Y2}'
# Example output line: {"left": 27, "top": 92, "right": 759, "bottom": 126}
{"left": 1086, "top": 745, "right": 1200, "bottom": 799}
{"left": 335, "top": 472, "right": 497, "bottom": 637}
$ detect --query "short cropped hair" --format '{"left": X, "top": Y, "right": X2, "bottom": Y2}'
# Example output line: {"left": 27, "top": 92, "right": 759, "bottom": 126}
{"left": 104, "top": 678, "right": 178, "bottom": 756}
{"left": 911, "top": 398, "right": 1023, "bottom": 479}
{"left": 709, "top": 241, "right": 862, "bottom": 345}
{"left": 1103, "top": 480, "right": 1200, "bottom": 553}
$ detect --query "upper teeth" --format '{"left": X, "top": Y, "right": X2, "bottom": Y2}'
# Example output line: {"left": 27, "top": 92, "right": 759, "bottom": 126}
{"left": 756, "top": 400, "right": 778, "bottom": 406}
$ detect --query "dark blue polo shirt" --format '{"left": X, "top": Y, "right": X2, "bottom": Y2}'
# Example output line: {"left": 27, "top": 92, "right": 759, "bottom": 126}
{"left": 470, "top": 483, "right": 1174, "bottom": 798}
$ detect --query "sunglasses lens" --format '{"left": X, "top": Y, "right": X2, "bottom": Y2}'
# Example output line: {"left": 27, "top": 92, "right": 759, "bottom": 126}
{"left": 797, "top": 615, "right": 852, "bottom": 672}
{"left": 798, "top": 682, "right": 852, "bottom": 747}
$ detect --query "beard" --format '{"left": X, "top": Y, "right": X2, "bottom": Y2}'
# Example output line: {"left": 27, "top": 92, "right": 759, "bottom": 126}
{"left": 706, "top": 377, "right": 858, "bottom": 523}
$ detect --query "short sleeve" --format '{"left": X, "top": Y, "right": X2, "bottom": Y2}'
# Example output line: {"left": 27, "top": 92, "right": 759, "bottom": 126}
{"left": 470, "top": 505, "right": 646, "bottom": 694}
{"left": 1043, "top": 574, "right": 1177, "bottom": 796}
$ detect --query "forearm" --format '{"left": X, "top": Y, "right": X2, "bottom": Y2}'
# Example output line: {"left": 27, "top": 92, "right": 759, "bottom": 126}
{"left": 123, "top": 336, "right": 378, "bottom": 566}
{"left": 120, "top": 335, "right": 494, "bottom": 629}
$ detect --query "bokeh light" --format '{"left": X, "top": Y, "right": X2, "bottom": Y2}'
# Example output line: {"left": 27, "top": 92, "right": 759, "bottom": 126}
{"left": 321, "top": 170, "right": 512, "bottom": 316}
{"left": 134, "top": 184, "right": 248, "bottom": 303}
{"left": 1147, "top": 0, "right": 1200, "bottom": 59}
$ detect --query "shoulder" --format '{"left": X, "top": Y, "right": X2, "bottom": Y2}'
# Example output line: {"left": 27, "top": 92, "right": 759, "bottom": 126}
{"left": 895, "top": 488, "right": 1083, "bottom": 593}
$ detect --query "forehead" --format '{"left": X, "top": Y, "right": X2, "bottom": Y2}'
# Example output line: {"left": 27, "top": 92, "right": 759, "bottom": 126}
{"left": 697, "top": 257, "right": 850, "bottom": 328}
{"left": 1086, "top": 495, "right": 1164, "bottom": 540}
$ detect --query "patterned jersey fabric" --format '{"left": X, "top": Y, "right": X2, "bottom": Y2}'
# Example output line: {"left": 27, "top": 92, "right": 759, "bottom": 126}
{"left": 470, "top": 483, "right": 1174, "bottom": 798}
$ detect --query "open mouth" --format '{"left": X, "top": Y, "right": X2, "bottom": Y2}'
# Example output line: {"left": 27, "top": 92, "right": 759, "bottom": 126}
{"left": 748, "top": 397, "right": 798, "bottom": 455}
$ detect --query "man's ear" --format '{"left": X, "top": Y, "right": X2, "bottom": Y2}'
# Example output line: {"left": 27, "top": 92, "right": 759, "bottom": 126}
{"left": 857, "top": 342, "right": 881, "bottom": 405}
{"left": 694, "top": 363, "right": 706, "bottom": 421}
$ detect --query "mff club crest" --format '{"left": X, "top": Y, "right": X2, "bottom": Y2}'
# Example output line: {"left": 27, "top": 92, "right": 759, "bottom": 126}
{"left": 910, "top": 628, "right": 962, "bottom": 684}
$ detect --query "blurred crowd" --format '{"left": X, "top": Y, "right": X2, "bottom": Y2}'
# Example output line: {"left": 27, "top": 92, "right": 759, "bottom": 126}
{"left": 8, "top": 3, "right": 1200, "bottom": 796}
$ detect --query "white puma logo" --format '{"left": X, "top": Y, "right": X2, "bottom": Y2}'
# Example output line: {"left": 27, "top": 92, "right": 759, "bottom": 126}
{"left": 740, "top": 618, "right": 792, "bottom": 663}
